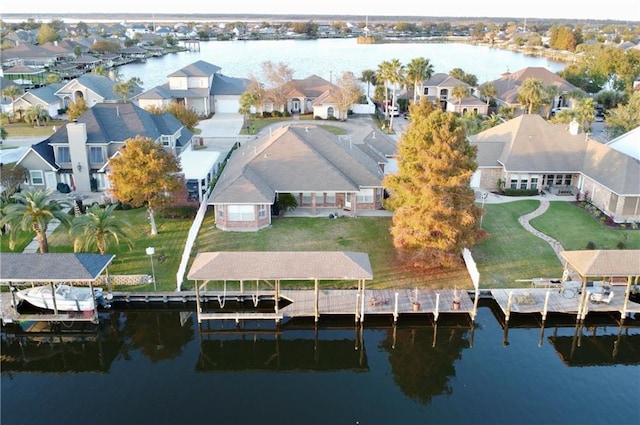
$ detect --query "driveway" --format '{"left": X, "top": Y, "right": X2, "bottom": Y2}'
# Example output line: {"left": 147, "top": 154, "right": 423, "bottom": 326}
{"left": 197, "top": 113, "right": 244, "bottom": 137}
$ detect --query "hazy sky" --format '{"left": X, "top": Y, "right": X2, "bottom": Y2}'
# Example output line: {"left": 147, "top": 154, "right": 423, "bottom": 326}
{"left": 2, "top": 0, "right": 639, "bottom": 21}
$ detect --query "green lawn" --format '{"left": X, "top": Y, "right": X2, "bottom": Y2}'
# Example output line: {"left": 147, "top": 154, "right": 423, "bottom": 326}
{"left": 32, "top": 199, "right": 640, "bottom": 292}
{"left": 3, "top": 120, "right": 67, "bottom": 138}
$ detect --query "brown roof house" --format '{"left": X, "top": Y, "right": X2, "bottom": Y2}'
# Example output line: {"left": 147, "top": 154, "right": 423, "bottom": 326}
{"left": 208, "top": 124, "right": 395, "bottom": 231}
{"left": 469, "top": 115, "right": 640, "bottom": 223}
{"left": 480, "top": 66, "right": 583, "bottom": 116}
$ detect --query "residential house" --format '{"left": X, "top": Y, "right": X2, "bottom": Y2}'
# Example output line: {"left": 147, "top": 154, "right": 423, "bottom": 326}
{"left": 1, "top": 43, "right": 58, "bottom": 68}
{"left": 40, "top": 40, "right": 83, "bottom": 62}
{"left": 208, "top": 124, "right": 394, "bottom": 231}
{"left": 480, "top": 66, "right": 582, "bottom": 116}
{"left": 16, "top": 102, "right": 194, "bottom": 196}
{"left": 137, "top": 60, "right": 249, "bottom": 115}
{"left": 257, "top": 74, "right": 351, "bottom": 119}
{"left": 12, "top": 83, "right": 65, "bottom": 119}
{"left": 2, "top": 65, "right": 47, "bottom": 89}
{"left": 469, "top": 115, "right": 640, "bottom": 223}
{"left": 422, "top": 73, "right": 487, "bottom": 115}
{"left": 54, "top": 73, "right": 143, "bottom": 108}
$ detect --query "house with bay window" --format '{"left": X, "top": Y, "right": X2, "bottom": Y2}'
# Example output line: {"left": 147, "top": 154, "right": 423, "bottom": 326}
{"left": 208, "top": 124, "right": 394, "bottom": 231}
{"left": 16, "top": 102, "right": 194, "bottom": 196}
{"left": 469, "top": 114, "right": 640, "bottom": 223}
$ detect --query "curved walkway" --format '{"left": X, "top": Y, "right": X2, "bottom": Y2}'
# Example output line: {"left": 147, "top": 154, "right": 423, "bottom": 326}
{"left": 517, "top": 199, "right": 565, "bottom": 263}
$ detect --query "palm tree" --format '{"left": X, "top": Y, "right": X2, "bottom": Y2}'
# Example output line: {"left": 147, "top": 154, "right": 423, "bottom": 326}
{"left": 406, "top": 57, "right": 434, "bottom": 104}
{"left": 114, "top": 81, "right": 134, "bottom": 102}
{"left": 452, "top": 85, "right": 470, "bottom": 113}
{"left": 517, "top": 77, "right": 545, "bottom": 114}
{"left": 575, "top": 97, "right": 597, "bottom": 131}
{"left": 70, "top": 204, "right": 132, "bottom": 255}
{"left": 359, "top": 69, "right": 377, "bottom": 98}
{"left": 0, "top": 188, "right": 71, "bottom": 253}
{"left": 377, "top": 59, "right": 404, "bottom": 131}
{"left": 24, "top": 104, "right": 50, "bottom": 127}
{"left": 2, "top": 85, "right": 24, "bottom": 123}
{"left": 479, "top": 82, "right": 498, "bottom": 112}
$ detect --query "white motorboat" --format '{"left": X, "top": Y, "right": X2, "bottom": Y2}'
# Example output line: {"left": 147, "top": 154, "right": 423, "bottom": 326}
{"left": 15, "top": 284, "right": 110, "bottom": 312}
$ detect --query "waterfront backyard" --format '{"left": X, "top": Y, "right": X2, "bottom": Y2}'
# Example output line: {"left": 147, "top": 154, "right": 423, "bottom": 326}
{"left": 13, "top": 199, "right": 637, "bottom": 292}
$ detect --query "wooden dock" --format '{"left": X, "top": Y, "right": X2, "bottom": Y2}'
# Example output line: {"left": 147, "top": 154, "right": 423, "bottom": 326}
{"left": 3, "top": 287, "right": 639, "bottom": 326}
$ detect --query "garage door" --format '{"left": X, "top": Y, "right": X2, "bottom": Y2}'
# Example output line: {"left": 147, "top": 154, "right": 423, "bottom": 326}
{"left": 214, "top": 96, "right": 240, "bottom": 113}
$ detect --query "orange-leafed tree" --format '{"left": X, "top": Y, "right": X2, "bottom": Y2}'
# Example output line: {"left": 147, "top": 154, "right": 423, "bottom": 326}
{"left": 383, "top": 99, "right": 480, "bottom": 268}
{"left": 108, "top": 136, "right": 182, "bottom": 236}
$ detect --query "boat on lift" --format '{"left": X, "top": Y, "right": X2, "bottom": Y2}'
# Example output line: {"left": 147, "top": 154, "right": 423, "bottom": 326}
{"left": 15, "top": 284, "right": 110, "bottom": 312}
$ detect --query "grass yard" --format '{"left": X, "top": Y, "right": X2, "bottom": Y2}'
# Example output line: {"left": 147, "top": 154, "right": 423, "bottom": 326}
{"left": 0, "top": 229, "right": 36, "bottom": 254}
{"left": 47, "top": 207, "right": 192, "bottom": 292}
{"left": 2, "top": 120, "right": 67, "bottom": 138}
{"left": 29, "top": 199, "right": 640, "bottom": 292}
{"left": 529, "top": 201, "right": 640, "bottom": 250}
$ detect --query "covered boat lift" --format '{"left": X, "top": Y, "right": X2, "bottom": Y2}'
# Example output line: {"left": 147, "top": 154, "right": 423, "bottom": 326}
{"left": 0, "top": 253, "right": 115, "bottom": 324}
{"left": 560, "top": 249, "right": 640, "bottom": 321}
{"left": 186, "top": 251, "right": 374, "bottom": 323}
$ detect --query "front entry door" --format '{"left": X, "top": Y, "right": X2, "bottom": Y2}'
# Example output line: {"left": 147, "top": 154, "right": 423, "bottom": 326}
{"left": 44, "top": 171, "right": 57, "bottom": 190}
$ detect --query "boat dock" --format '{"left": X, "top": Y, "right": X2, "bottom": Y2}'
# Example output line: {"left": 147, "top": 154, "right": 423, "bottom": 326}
{"left": 3, "top": 287, "right": 638, "bottom": 326}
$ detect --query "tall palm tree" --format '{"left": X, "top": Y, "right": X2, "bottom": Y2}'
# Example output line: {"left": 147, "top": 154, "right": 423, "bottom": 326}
{"left": 452, "top": 85, "right": 470, "bottom": 113}
{"left": 406, "top": 57, "right": 434, "bottom": 104}
{"left": 575, "top": 97, "right": 597, "bottom": 131}
{"left": 359, "top": 69, "right": 377, "bottom": 98}
{"left": 0, "top": 188, "right": 71, "bottom": 253}
{"left": 70, "top": 204, "right": 132, "bottom": 255}
{"left": 377, "top": 58, "right": 405, "bottom": 131}
{"left": 479, "top": 82, "right": 498, "bottom": 112}
{"left": 376, "top": 60, "right": 394, "bottom": 117}
{"left": 517, "top": 77, "right": 545, "bottom": 114}
{"left": 2, "top": 85, "right": 24, "bottom": 123}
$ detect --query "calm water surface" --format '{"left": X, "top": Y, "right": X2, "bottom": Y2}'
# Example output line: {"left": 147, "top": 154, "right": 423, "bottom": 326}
{"left": 117, "top": 38, "right": 566, "bottom": 90}
{"left": 2, "top": 302, "right": 638, "bottom": 425}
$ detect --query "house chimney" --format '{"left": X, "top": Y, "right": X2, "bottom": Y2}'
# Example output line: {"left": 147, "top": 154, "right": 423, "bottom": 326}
{"left": 569, "top": 120, "right": 580, "bottom": 136}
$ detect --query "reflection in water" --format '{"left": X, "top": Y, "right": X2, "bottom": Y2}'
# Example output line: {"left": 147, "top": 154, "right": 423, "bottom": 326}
{"left": 2, "top": 307, "right": 639, "bottom": 380}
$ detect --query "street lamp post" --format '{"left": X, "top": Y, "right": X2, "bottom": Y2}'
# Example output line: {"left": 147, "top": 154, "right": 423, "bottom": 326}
{"left": 480, "top": 192, "right": 488, "bottom": 229}
{"left": 146, "top": 247, "right": 156, "bottom": 291}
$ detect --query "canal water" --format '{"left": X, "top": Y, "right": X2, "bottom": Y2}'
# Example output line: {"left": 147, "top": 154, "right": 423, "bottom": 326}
{"left": 2, "top": 301, "right": 638, "bottom": 425}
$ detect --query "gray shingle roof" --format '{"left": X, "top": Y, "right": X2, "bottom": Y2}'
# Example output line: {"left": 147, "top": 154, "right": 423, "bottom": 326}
{"left": 561, "top": 250, "right": 640, "bottom": 277}
{"left": 168, "top": 60, "right": 221, "bottom": 77}
{"left": 0, "top": 253, "right": 115, "bottom": 282}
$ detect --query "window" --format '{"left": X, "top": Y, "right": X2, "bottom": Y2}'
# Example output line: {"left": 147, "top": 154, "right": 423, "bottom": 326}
{"left": 57, "top": 146, "right": 70, "bottom": 163}
{"left": 530, "top": 177, "right": 538, "bottom": 190}
{"left": 30, "top": 170, "right": 44, "bottom": 185}
{"left": 161, "top": 136, "right": 171, "bottom": 147}
{"left": 327, "top": 107, "right": 334, "bottom": 118}
{"left": 325, "top": 192, "right": 335, "bottom": 204}
{"left": 227, "top": 205, "right": 255, "bottom": 221}
{"left": 555, "top": 175, "right": 563, "bottom": 185}
{"left": 520, "top": 179, "right": 528, "bottom": 190}
{"left": 302, "top": 193, "right": 312, "bottom": 204}
{"left": 564, "top": 174, "right": 572, "bottom": 185}
{"left": 217, "top": 207, "right": 224, "bottom": 218}
{"left": 315, "top": 192, "right": 324, "bottom": 205}
{"left": 545, "top": 174, "right": 554, "bottom": 186}
{"left": 356, "top": 189, "right": 374, "bottom": 203}
{"left": 258, "top": 204, "right": 267, "bottom": 218}
{"left": 510, "top": 178, "right": 518, "bottom": 189}
{"left": 89, "top": 146, "right": 104, "bottom": 163}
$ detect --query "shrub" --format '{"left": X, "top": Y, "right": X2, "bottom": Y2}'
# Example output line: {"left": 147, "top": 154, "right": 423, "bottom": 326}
{"left": 616, "top": 241, "right": 625, "bottom": 249}
{"left": 56, "top": 182, "right": 71, "bottom": 193}
{"left": 503, "top": 188, "right": 539, "bottom": 197}
{"left": 161, "top": 205, "right": 197, "bottom": 219}
{"left": 586, "top": 241, "right": 596, "bottom": 250}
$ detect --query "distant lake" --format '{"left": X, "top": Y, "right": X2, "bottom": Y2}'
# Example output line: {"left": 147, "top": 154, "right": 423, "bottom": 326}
{"left": 117, "top": 38, "right": 566, "bottom": 90}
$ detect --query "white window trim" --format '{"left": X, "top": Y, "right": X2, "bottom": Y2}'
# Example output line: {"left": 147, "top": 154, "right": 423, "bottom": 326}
{"left": 30, "top": 170, "right": 44, "bottom": 185}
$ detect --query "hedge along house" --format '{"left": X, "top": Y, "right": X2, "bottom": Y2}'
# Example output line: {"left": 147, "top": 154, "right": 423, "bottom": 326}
{"left": 208, "top": 124, "right": 393, "bottom": 231}
{"left": 16, "top": 102, "right": 194, "bottom": 196}
{"left": 469, "top": 115, "right": 640, "bottom": 223}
